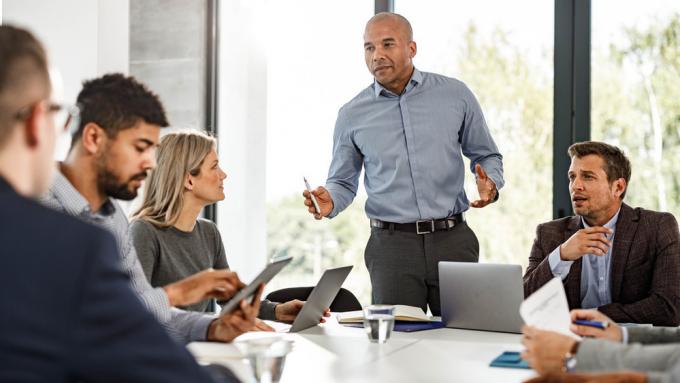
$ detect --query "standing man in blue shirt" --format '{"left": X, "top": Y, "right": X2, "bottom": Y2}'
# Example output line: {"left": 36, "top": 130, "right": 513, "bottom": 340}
{"left": 303, "top": 12, "right": 504, "bottom": 315}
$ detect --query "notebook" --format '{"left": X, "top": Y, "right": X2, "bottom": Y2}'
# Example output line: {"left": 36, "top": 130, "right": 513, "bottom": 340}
{"left": 336, "top": 305, "right": 433, "bottom": 324}
{"left": 489, "top": 351, "right": 530, "bottom": 369}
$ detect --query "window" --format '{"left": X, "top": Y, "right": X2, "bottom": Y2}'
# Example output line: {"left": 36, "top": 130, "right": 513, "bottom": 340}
{"left": 591, "top": 0, "right": 680, "bottom": 216}
{"left": 394, "top": 0, "right": 554, "bottom": 267}
{"left": 264, "top": 0, "right": 374, "bottom": 303}
{"left": 218, "top": 0, "right": 374, "bottom": 303}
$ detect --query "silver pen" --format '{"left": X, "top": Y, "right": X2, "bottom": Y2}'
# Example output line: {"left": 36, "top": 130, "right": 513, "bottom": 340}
{"left": 303, "top": 177, "right": 321, "bottom": 214}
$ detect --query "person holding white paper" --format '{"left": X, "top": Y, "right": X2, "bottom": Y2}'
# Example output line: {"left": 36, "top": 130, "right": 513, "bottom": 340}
{"left": 521, "top": 309, "right": 680, "bottom": 383}
{"left": 519, "top": 277, "right": 578, "bottom": 339}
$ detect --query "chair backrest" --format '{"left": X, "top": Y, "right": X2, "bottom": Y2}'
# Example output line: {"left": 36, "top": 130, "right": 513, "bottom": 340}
{"left": 266, "top": 286, "right": 362, "bottom": 312}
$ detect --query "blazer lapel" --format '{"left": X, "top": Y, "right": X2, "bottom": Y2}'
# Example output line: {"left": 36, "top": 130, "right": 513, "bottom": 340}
{"left": 564, "top": 217, "right": 583, "bottom": 308}
{"left": 610, "top": 203, "right": 640, "bottom": 302}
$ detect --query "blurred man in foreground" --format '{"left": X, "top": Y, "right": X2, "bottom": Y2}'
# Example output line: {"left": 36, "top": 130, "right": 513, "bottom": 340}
{"left": 0, "top": 24, "right": 239, "bottom": 383}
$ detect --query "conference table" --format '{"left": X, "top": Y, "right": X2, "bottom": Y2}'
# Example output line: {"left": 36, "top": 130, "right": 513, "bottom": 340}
{"left": 188, "top": 315, "right": 537, "bottom": 383}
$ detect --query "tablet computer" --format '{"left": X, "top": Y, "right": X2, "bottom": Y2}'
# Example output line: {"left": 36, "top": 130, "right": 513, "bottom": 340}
{"left": 289, "top": 265, "right": 353, "bottom": 332}
{"left": 220, "top": 256, "right": 293, "bottom": 314}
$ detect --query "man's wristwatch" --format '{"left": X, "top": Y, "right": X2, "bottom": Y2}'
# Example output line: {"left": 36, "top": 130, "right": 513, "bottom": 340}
{"left": 562, "top": 341, "right": 580, "bottom": 372}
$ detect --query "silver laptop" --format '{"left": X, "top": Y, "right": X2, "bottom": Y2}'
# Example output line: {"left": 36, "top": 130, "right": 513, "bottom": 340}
{"left": 289, "top": 266, "right": 353, "bottom": 333}
{"left": 439, "top": 262, "right": 524, "bottom": 334}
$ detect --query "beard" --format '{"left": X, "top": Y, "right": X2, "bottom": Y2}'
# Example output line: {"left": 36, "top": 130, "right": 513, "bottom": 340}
{"left": 96, "top": 156, "right": 147, "bottom": 201}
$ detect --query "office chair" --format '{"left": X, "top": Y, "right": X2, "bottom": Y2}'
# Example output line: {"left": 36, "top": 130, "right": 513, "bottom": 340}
{"left": 266, "top": 287, "right": 362, "bottom": 312}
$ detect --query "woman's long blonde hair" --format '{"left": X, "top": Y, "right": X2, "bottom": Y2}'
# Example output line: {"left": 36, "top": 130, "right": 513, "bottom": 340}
{"left": 133, "top": 130, "right": 216, "bottom": 228}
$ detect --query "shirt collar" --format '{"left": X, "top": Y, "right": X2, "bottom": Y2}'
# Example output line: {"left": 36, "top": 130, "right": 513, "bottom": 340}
{"left": 373, "top": 67, "right": 423, "bottom": 98}
{"left": 581, "top": 207, "right": 621, "bottom": 234}
{"left": 50, "top": 166, "right": 116, "bottom": 217}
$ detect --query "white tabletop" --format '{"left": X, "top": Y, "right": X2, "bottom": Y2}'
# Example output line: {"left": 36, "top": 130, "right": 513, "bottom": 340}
{"left": 188, "top": 315, "right": 537, "bottom": 383}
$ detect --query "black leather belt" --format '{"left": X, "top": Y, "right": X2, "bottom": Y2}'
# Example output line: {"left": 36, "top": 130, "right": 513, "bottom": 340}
{"left": 370, "top": 213, "right": 465, "bottom": 235}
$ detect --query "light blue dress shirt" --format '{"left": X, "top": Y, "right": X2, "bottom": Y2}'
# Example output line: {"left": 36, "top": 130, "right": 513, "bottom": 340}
{"left": 325, "top": 68, "right": 504, "bottom": 223}
{"left": 548, "top": 209, "right": 621, "bottom": 309}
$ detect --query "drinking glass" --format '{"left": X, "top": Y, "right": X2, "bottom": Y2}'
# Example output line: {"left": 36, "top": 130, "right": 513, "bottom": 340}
{"left": 236, "top": 337, "right": 294, "bottom": 383}
{"left": 363, "top": 305, "right": 395, "bottom": 343}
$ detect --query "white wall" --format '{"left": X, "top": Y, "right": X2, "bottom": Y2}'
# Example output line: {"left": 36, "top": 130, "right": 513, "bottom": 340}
{"left": 97, "top": 0, "right": 130, "bottom": 76}
{"left": 217, "top": 0, "right": 268, "bottom": 280}
{"left": 2, "top": 0, "right": 129, "bottom": 159}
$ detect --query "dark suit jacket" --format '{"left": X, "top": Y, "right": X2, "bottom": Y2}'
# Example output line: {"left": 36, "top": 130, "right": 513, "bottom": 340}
{"left": 0, "top": 177, "right": 235, "bottom": 382}
{"left": 523, "top": 203, "right": 680, "bottom": 326}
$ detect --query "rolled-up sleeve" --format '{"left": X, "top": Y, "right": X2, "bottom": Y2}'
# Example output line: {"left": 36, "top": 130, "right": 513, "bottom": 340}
{"left": 459, "top": 85, "right": 504, "bottom": 191}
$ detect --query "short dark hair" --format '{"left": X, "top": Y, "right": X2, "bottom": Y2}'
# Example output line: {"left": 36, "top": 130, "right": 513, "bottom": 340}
{"left": 73, "top": 73, "right": 169, "bottom": 143}
{"left": 568, "top": 141, "right": 632, "bottom": 199}
{"left": 0, "top": 25, "right": 50, "bottom": 148}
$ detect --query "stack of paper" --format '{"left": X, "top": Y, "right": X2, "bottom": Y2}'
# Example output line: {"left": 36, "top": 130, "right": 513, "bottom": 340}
{"left": 337, "top": 305, "right": 433, "bottom": 323}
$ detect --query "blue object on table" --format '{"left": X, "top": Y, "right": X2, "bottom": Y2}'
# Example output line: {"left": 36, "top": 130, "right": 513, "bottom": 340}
{"left": 340, "top": 320, "right": 445, "bottom": 332}
{"left": 393, "top": 321, "right": 445, "bottom": 332}
{"left": 489, "top": 351, "right": 530, "bottom": 369}
{"left": 573, "top": 319, "right": 609, "bottom": 329}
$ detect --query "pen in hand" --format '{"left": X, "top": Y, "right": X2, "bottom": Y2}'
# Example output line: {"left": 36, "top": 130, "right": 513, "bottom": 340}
{"left": 304, "top": 177, "right": 321, "bottom": 214}
{"left": 573, "top": 319, "right": 609, "bottom": 330}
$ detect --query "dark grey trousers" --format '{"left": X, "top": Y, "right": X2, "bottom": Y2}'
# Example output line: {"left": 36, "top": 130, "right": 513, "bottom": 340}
{"left": 364, "top": 221, "right": 479, "bottom": 316}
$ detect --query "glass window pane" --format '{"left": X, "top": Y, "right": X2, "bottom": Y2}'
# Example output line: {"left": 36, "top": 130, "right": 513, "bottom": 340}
{"left": 263, "top": 0, "right": 374, "bottom": 303}
{"left": 592, "top": 1, "right": 680, "bottom": 216}
{"left": 395, "top": 0, "right": 554, "bottom": 267}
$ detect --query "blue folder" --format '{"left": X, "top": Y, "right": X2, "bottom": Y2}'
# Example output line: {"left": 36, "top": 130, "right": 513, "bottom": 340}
{"left": 341, "top": 320, "right": 445, "bottom": 332}
{"left": 393, "top": 320, "right": 445, "bottom": 332}
{"left": 489, "top": 351, "right": 530, "bottom": 369}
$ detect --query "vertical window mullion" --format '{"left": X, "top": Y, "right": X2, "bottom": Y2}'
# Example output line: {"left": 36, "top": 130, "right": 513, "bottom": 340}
{"left": 553, "top": 0, "right": 591, "bottom": 219}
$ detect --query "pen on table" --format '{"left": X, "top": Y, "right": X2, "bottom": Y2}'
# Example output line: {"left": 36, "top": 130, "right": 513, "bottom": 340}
{"left": 573, "top": 319, "right": 609, "bottom": 330}
{"left": 303, "top": 177, "right": 321, "bottom": 214}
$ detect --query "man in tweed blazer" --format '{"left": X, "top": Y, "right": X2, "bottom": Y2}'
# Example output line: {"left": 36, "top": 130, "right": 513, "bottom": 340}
{"left": 523, "top": 141, "right": 680, "bottom": 326}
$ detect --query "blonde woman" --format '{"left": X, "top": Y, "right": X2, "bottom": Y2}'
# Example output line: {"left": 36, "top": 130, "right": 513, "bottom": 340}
{"left": 131, "top": 130, "right": 327, "bottom": 323}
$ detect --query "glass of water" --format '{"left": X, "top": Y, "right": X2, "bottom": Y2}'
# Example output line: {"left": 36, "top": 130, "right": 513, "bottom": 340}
{"left": 236, "top": 337, "right": 294, "bottom": 383}
{"left": 363, "top": 305, "right": 395, "bottom": 344}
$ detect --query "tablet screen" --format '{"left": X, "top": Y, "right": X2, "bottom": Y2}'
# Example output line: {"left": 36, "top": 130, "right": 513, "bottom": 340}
{"left": 220, "top": 256, "right": 293, "bottom": 314}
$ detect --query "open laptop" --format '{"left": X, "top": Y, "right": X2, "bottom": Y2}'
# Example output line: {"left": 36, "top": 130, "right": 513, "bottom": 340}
{"left": 439, "top": 262, "right": 524, "bottom": 334}
{"left": 289, "top": 265, "right": 353, "bottom": 333}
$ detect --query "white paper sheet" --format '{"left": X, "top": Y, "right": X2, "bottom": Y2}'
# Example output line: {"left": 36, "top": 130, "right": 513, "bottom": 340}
{"left": 519, "top": 277, "right": 580, "bottom": 339}
{"left": 263, "top": 319, "right": 292, "bottom": 333}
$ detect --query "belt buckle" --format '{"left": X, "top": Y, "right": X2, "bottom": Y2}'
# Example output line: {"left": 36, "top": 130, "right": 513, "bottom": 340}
{"left": 416, "top": 219, "right": 435, "bottom": 234}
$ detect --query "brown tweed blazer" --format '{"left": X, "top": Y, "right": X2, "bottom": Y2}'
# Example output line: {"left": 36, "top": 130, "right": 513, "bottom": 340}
{"left": 523, "top": 203, "right": 680, "bottom": 326}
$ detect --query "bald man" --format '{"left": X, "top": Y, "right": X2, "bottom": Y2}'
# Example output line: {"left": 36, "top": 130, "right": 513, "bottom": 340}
{"left": 303, "top": 12, "right": 504, "bottom": 315}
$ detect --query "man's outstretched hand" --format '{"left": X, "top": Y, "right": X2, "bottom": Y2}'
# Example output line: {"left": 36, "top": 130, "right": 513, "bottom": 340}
{"left": 470, "top": 164, "right": 497, "bottom": 208}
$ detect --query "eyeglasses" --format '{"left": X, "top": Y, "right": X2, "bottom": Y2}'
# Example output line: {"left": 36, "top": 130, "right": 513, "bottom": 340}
{"left": 14, "top": 101, "right": 81, "bottom": 135}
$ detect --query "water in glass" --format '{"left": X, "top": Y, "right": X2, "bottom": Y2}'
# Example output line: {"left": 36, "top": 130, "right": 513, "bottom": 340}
{"left": 364, "top": 313, "right": 395, "bottom": 343}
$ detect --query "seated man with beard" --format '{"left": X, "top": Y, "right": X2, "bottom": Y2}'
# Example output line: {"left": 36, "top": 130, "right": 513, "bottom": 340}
{"left": 43, "top": 73, "right": 269, "bottom": 343}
